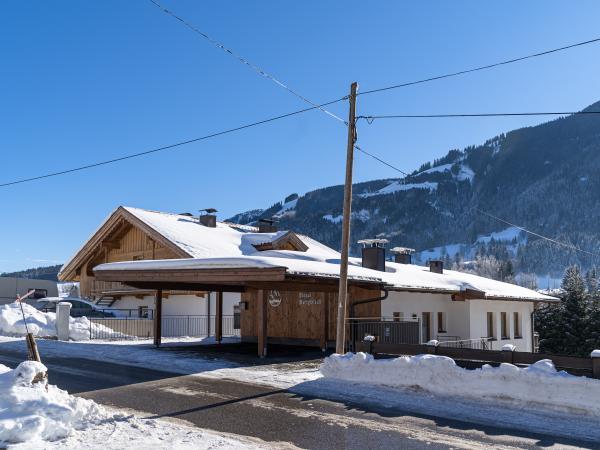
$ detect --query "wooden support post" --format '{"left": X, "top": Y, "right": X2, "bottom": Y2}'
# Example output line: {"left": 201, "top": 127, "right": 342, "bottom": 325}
{"left": 320, "top": 293, "right": 329, "bottom": 352}
{"left": 257, "top": 289, "right": 267, "bottom": 358}
{"left": 215, "top": 291, "right": 223, "bottom": 343}
{"left": 336, "top": 82, "right": 358, "bottom": 355}
{"left": 154, "top": 289, "right": 162, "bottom": 347}
{"left": 207, "top": 292, "right": 212, "bottom": 337}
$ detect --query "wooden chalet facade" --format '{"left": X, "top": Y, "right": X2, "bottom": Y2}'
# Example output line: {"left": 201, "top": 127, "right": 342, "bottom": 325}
{"left": 59, "top": 207, "right": 206, "bottom": 304}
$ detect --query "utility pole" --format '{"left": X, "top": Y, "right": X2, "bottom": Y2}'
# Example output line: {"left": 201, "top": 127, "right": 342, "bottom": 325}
{"left": 335, "top": 82, "right": 358, "bottom": 354}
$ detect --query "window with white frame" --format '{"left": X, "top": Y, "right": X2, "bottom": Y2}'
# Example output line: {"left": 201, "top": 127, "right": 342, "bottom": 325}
{"left": 514, "top": 312, "right": 522, "bottom": 338}
{"left": 486, "top": 312, "right": 496, "bottom": 339}
{"left": 500, "top": 312, "right": 509, "bottom": 339}
{"left": 437, "top": 311, "right": 447, "bottom": 333}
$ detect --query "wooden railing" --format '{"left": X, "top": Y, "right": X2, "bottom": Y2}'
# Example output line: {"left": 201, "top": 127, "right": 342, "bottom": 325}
{"left": 90, "top": 280, "right": 137, "bottom": 296}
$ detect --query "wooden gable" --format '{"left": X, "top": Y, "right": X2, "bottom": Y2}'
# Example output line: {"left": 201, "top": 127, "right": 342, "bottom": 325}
{"left": 252, "top": 231, "right": 308, "bottom": 252}
{"left": 59, "top": 206, "right": 190, "bottom": 283}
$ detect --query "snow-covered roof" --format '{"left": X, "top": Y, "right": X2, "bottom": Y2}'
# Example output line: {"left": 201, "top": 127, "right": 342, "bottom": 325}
{"left": 93, "top": 207, "right": 558, "bottom": 302}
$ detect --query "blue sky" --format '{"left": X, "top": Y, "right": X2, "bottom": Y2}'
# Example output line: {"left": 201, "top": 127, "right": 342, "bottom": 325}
{"left": 2, "top": 1, "right": 600, "bottom": 272}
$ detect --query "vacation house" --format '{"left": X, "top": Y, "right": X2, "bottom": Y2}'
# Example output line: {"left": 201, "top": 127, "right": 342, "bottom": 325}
{"left": 59, "top": 206, "right": 557, "bottom": 355}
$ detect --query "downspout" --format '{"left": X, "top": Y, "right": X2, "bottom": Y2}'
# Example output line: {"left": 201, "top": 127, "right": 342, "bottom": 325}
{"left": 349, "top": 288, "right": 389, "bottom": 351}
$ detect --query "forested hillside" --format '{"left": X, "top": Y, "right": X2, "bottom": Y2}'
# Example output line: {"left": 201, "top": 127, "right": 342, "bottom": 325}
{"left": 0, "top": 265, "right": 61, "bottom": 281}
{"left": 228, "top": 101, "right": 600, "bottom": 282}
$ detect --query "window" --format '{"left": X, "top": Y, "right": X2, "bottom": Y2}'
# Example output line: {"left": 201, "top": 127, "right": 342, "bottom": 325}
{"left": 422, "top": 312, "right": 432, "bottom": 342}
{"left": 71, "top": 300, "right": 92, "bottom": 310}
{"left": 486, "top": 312, "right": 496, "bottom": 339}
{"left": 393, "top": 312, "right": 404, "bottom": 322}
{"left": 138, "top": 306, "right": 150, "bottom": 318}
{"left": 500, "top": 312, "right": 509, "bottom": 339}
{"left": 437, "top": 312, "right": 446, "bottom": 333}
{"left": 514, "top": 312, "right": 522, "bottom": 338}
{"left": 28, "top": 289, "right": 47, "bottom": 299}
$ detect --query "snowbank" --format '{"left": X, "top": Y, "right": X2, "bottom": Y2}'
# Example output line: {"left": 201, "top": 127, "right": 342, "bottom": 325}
{"left": 0, "top": 302, "right": 127, "bottom": 341}
{"left": 0, "top": 361, "right": 266, "bottom": 449}
{"left": 0, "top": 361, "right": 103, "bottom": 445}
{"left": 321, "top": 353, "right": 600, "bottom": 417}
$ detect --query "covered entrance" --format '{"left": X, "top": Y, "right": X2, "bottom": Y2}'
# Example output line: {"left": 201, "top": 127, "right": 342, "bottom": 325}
{"left": 93, "top": 264, "right": 386, "bottom": 357}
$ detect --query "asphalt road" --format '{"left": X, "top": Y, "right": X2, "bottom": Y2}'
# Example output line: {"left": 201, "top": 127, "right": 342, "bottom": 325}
{"left": 0, "top": 347, "right": 597, "bottom": 450}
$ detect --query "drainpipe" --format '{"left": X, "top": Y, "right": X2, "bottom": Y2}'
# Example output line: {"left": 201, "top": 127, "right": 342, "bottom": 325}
{"left": 349, "top": 288, "right": 389, "bottom": 351}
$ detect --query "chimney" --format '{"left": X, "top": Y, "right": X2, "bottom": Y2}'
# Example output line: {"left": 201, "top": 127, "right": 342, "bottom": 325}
{"left": 199, "top": 208, "right": 218, "bottom": 228}
{"left": 391, "top": 247, "right": 415, "bottom": 264}
{"left": 258, "top": 218, "right": 277, "bottom": 233}
{"left": 357, "top": 238, "right": 389, "bottom": 272}
{"left": 429, "top": 260, "right": 444, "bottom": 274}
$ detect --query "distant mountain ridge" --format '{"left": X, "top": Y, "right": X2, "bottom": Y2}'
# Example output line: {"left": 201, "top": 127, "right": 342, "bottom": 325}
{"left": 1, "top": 265, "right": 62, "bottom": 281}
{"left": 227, "top": 100, "right": 600, "bottom": 279}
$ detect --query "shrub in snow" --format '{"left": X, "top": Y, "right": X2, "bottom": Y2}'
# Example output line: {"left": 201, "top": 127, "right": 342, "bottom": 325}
{"left": 320, "top": 353, "right": 600, "bottom": 417}
{"left": 0, "top": 302, "right": 129, "bottom": 341}
{"left": 0, "top": 361, "right": 104, "bottom": 445}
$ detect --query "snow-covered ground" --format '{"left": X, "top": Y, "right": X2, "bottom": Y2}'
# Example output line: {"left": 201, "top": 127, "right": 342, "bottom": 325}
{"left": 0, "top": 302, "right": 126, "bottom": 341}
{"left": 0, "top": 360, "right": 267, "bottom": 449}
{"left": 1, "top": 336, "right": 599, "bottom": 443}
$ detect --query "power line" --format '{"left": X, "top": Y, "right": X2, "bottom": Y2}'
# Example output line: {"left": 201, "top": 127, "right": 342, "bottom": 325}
{"left": 476, "top": 208, "right": 600, "bottom": 259}
{"left": 359, "top": 36, "right": 600, "bottom": 96}
{"left": 359, "top": 110, "right": 600, "bottom": 121}
{"left": 353, "top": 144, "right": 410, "bottom": 176}
{"left": 0, "top": 98, "right": 345, "bottom": 188}
{"left": 148, "top": 0, "right": 346, "bottom": 124}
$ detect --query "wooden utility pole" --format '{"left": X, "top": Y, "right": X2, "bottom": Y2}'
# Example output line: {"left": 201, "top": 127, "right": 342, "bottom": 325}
{"left": 335, "top": 82, "right": 358, "bottom": 354}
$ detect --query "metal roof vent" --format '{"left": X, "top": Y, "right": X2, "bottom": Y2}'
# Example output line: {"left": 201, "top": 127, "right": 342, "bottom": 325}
{"left": 357, "top": 238, "right": 389, "bottom": 272}
{"left": 390, "top": 247, "right": 415, "bottom": 264}
{"left": 258, "top": 218, "right": 277, "bottom": 233}
{"left": 199, "top": 208, "right": 218, "bottom": 228}
{"left": 429, "top": 260, "right": 444, "bottom": 274}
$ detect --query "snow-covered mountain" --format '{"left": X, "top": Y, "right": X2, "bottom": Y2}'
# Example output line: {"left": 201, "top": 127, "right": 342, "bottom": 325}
{"left": 228, "top": 101, "right": 600, "bottom": 279}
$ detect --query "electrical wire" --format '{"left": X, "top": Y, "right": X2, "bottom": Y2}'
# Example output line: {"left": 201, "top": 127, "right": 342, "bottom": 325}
{"left": 359, "top": 37, "right": 600, "bottom": 96}
{"left": 359, "top": 111, "right": 600, "bottom": 121}
{"left": 475, "top": 208, "right": 600, "bottom": 259}
{"left": 0, "top": 98, "right": 345, "bottom": 188}
{"left": 148, "top": 0, "right": 347, "bottom": 124}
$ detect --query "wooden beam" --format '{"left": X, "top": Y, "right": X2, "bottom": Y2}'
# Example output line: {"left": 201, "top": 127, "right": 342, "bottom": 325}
{"left": 215, "top": 291, "right": 223, "bottom": 343}
{"left": 108, "top": 281, "right": 246, "bottom": 292}
{"left": 257, "top": 289, "right": 267, "bottom": 358}
{"left": 154, "top": 289, "right": 162, "bottom": 347}
{"left": 320, "top": 292, "right": 329, "bottom": 352}
{"left": 94, "top": 267, "right": 287, "bottom": 284}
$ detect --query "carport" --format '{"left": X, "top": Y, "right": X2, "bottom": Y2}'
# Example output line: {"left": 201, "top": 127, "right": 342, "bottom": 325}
{"left": 93, "top": 261, "right": 386, "bottom": 357}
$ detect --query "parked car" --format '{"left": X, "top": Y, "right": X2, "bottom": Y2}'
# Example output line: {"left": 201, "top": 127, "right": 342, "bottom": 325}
{"left": 36, "top": 297, "right": 118, "bottom": 318}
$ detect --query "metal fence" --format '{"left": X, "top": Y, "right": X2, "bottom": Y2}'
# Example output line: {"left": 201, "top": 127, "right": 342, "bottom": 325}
{"left": 347, "top": 318, "right": 420, "bottom": 349}
{"left": 89, "top": 315, "right": 240, "bottom": 340}
{"left": 437, "top": 337, "right": 493, "bottom": 351}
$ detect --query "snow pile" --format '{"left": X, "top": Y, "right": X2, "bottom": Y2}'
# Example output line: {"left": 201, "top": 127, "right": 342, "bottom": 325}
{"left": 321, "top": 353, "right": 600, "bottom": 416}
{"left": 0, "top": 361, "right": 103, "bottom": 445}
{"left": 0, "top": 302, "right": 128, "bottom": 341}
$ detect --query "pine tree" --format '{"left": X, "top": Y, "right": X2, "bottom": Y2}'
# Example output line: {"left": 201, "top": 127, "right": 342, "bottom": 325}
{"left": 537, "top": 266, "right": 590, "bottom": 356}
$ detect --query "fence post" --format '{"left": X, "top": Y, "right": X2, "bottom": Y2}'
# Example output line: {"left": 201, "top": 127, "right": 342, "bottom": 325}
{"left": 56, "top": 302, "right": 72, "bottom": 341}
{"left": 426, "top": 340, "right": 438, "bottom": 355}
{"left": 592, "top": 350, "right": 600, "bottom": 379}
{"left": 502, "top": 344, "right": 516, "bottom": 364}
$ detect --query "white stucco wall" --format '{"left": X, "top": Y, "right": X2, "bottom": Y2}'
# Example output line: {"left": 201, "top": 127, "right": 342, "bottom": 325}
{"left": 112, "top": 292, "right": 240, "bottom": 317}
{"left": 468, "top": 299, "right": 534, "bottom": 352}
{"left": 382, "top": 291, "right": 535, "bottom": 350}
{"left": 382, "top": 291, "right": 471, "bottom": 342}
